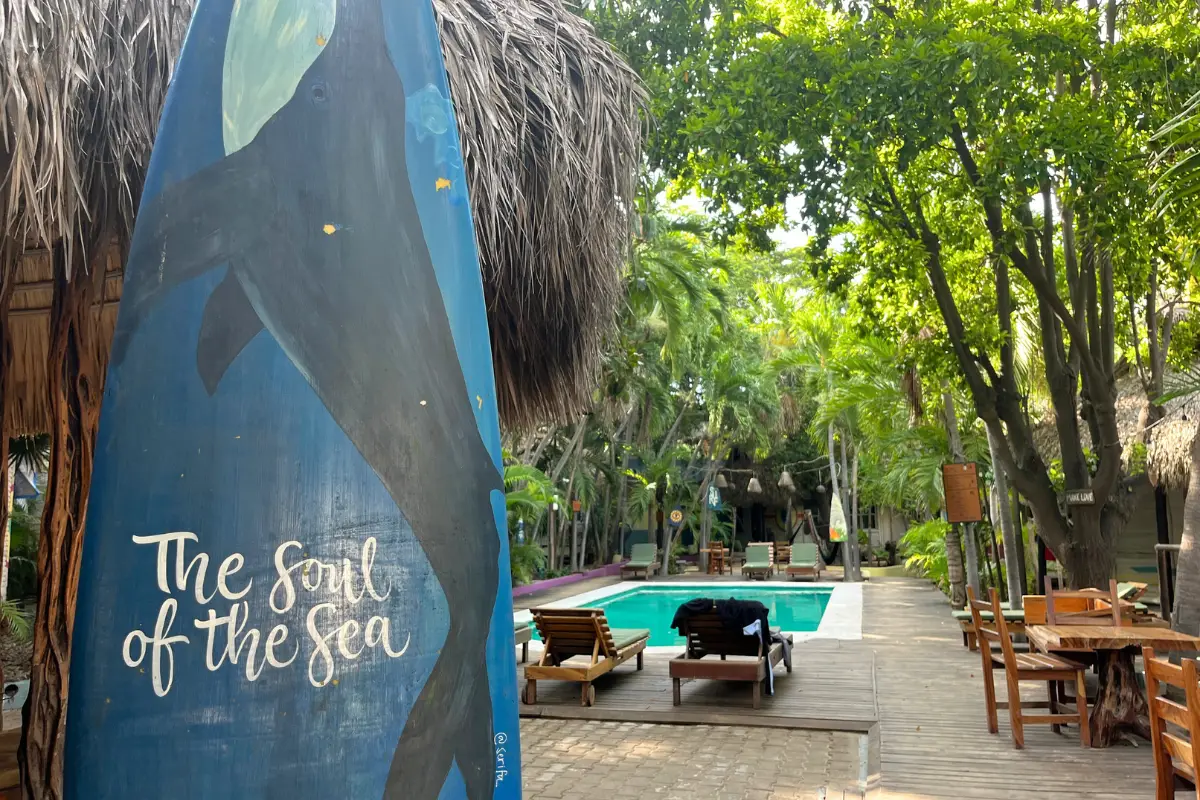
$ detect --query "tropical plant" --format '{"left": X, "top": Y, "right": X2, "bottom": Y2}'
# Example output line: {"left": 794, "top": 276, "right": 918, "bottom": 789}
{"left": 901, "top": 519, "right": 952, "bottom": 593}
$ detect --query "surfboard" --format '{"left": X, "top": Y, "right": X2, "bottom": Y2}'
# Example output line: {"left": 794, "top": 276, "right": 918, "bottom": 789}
{"left": 65, "top": 1, "right": 520, "bottom": 798}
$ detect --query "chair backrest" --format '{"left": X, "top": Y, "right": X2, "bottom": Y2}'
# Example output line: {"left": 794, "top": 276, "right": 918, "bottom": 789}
{"left": 530, "top": 607, "right": 617, "bottom": 660}
{"left": 1022, "top": 595, "right": 1089, "bottom": 626}
{"left": 746, "top": 542, "right": 774, "bottom": 566}
{"left": 629, "top": 543, "right": 657, "bottom": 564}
{"left": 967, "top": 586, "right": 1019, "bottom": 669}
{"left": 791, "top": 542, "right": 819, "bottom": 565}
{"left": 677, "top": 608, "right": 765, "bottom": 659}
{"left": 1143, "top": 647, "right": 1200, "bottom": 794}
{"left": 1045, "top": 576, "right": 1122, "bottom": 626}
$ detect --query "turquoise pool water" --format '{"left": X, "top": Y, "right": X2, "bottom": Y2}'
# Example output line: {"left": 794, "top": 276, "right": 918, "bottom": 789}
{"left": 533, "top": 586, "right": 833, "bottom": 646}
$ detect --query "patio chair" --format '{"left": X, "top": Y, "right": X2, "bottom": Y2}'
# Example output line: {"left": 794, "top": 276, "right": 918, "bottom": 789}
{"left": 621, "top": 542, "right": 660, "bottom": 579}
{"left": 514, "top": 621, "right": 532, "bottom": 663}
{"left": 953, "top": 603, "right": 1025, "bottom": 651}
{"left": 741, "top": 542, "right": 774, "bottom": 581}
{"left": 967, "top": 586, "right": 1091, "bottom": 749}
{"left": 1143, "top": 647, "right": 1200, "bottom": 800}
{"left": 1045, "top": 576, "right": 1122, "bottom": 626}
{"left": 669, "top": 606, "right": 792, "bottom": 709}
{"left": 522, "top": 608, "right": 649, "bottom": 707}
{"left": 785, "top": 542, "right": 823, "bottom": 582}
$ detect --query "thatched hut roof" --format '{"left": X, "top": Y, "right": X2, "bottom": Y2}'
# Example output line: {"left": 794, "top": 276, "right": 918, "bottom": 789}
{"left": 1031, "top": 371, "right": 1199, "bottom": 491}
{"left": 0, "top": 0, "right": 646, "bottom": 433}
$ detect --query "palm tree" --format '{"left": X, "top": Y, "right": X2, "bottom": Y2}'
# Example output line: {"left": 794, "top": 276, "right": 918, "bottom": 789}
{"left": 1152, "top": 93, "right": 1200, "bottom": 633}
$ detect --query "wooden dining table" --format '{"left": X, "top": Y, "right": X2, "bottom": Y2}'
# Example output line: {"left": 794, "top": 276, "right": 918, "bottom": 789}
{"left": 1026, "top": 624, "right": 1200, "bottom": 747}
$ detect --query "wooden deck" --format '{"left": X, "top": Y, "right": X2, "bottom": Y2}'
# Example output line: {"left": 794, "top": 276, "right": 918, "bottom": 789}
{"left": 518, "top": 639, "right": 877, "bottom": 732}
{"left": 518, "top": 576, "right": 1164, "bottom": 799}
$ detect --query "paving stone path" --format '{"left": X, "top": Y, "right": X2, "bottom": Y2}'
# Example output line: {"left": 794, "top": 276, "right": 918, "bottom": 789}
{"left": 519, "top": 719, "right": 866, "bottom": 800}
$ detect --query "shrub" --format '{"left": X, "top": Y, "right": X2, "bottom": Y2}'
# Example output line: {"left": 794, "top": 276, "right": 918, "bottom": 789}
{"left": 901, "top": 519, "right": 951, "bottom": 592}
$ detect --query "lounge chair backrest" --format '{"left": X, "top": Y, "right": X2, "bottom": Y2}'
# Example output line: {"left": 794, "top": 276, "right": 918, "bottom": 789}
{"left": 677, "top": 608, "right": 764, "bottom": 659}
{"left": 791, "top": 543, "right": 819, "bottom": 564}
{"left": 745, "top": 543, "right": 773, "bottom": 566}
{"left": 1045, "top": 576, "right": 1123, "bottom": 626}
{"left": 1143, "top": 647, "right": 1200, "bottom": 795}
{"left": 629, "top": 543, "right": 657, "bottom": 564}
{"left": 1117, "top": 581, "right": 1148, "bottom": 602}
{"left": 531, "top": 607, "right": 618, "bottom": 658}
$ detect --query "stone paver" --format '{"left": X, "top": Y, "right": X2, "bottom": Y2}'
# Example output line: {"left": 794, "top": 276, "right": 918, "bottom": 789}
{"left": 519, "top": 718, "right": 865, "bottom": 800}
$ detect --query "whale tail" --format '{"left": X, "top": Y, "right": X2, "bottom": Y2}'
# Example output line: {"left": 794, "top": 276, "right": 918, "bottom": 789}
{"left": 383, "top": 625, "right": 495, "bottom": 800}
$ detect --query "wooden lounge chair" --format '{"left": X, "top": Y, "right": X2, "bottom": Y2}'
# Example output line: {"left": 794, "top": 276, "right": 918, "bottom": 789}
{"left": 522, "top": 608, "right": 649, "bottom": 707}
{"left": 741, "top": 543, "right": 774, "bottom": 581}
{"left": 785, "top": 542, "right": 823, "bottom": 581}
{"left": 621, "top": 542, "right": 660, "bottom": 579}
{"left": 1117, "top": 581, "right": 1149, "bottom": 602}
{"left": 514, "top": 621, "right": 532, "bottom": 663}
{"left": 1144, "top": 646, "right": 1200, "bottom": 800}
{"left": 967, "top": 586, "right": 1091, "bottom": 749}
{"left": 670, "top": 607, "right": 792, "bottom": 709}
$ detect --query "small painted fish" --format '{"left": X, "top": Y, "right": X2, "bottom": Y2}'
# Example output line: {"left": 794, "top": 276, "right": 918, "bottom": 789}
{"left": 316, "top": 33, "right": 327, "bottom": 46}
{"left": 435, "top": 178, "right": 452, "bottom": 192}
{"left": 322, "top": 223, "right": 343, "bottom": 235}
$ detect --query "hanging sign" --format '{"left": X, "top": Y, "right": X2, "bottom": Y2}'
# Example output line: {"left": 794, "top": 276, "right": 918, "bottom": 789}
{"left": 942, "top": 462, "right": 983, "bottom": 523}
{"left": 707, "top": 485, "right": 721, "bottom": 509}
{"left": 668, "top": 508, "right": 684, "bottom": 528}
{"left": 1061, "top": 489, "right": 1095, "bottom": 506}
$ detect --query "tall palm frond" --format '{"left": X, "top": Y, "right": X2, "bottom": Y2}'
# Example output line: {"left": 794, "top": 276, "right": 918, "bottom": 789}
{"left": 1152, "top": 90, "right": 1200, "bottom": 214}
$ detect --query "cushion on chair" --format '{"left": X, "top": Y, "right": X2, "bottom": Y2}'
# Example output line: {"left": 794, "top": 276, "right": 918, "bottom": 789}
{"left": 611, "top": 628, "right": 651, "bottom": 649}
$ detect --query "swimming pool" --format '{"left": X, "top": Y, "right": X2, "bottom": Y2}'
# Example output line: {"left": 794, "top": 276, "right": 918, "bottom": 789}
{"left": 531, "top": 585, "right": 834, "bottom": 646}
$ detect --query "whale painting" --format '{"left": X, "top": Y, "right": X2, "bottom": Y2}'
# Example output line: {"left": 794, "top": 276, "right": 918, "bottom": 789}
{"left": 65, "top": 0, "right": 520, "bottom": 797}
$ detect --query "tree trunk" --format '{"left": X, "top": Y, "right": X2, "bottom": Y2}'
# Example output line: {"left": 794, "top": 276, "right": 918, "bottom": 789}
{"left": 945, "top": 527, "right": 967, "bottom": 609}
{"left": 22, "top": 254, "right": 105, "bottom": 800}
{"left": 0, "top": 256, "right": 15, "bottom": 604}
{"left": 1172, "top": 418, "right": 1200, "bottom": 633}
{"left": 988, "top": 426, "right": 1026, "bottom": 607}
{"left": 942, "top": 389, "right": 976, "bottom": 597}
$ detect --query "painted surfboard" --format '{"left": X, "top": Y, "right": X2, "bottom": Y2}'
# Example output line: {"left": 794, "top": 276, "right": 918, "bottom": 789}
{"left": 65, "top": 1, "right": 519, "bottom": 798}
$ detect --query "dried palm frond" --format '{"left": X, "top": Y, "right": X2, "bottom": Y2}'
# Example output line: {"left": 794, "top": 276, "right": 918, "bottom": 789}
{"left": 1, "top": 0, "right": 646, "bottom": 431}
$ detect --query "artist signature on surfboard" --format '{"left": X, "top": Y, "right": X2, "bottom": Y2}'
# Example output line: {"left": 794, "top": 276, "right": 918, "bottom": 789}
{"left": 121, "top": 532, "right": 409, "bottom": 695}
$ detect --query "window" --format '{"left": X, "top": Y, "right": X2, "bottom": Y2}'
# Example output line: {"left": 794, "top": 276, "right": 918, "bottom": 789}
{"left": 858, "top": 505, "right": 878, "bottom": 531}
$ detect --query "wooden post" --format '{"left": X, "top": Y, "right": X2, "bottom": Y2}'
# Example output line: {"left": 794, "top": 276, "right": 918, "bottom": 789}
{"left": 22, "top": 250, "right": 105, "bottom": 800}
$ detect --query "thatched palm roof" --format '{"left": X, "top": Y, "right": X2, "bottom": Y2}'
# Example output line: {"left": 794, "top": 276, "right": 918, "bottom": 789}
{"left": 0, "top": 0, "right": 646, "bottom": 432}
{"left": 1031, "top": 371, "right": 1199, "bottom": 491}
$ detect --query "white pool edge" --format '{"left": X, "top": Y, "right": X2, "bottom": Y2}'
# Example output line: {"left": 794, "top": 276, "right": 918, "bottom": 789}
{"left": 513, "top": 579, "right": 863, "bottom": 655}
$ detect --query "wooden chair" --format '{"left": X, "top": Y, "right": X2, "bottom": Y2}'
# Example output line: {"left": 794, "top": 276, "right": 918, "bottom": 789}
{"left": 773, "top": 542, "right": 791, "bottom": 574}
{"left": 1144, "top": 647, "right": 1200, "bottom": 799}
{"left": 1044, "top": 576, "right": 1122, "bottom": 626}
{"left": 523, "top": 608, "right": 649, "bottom": 707}
{"left": 967, "top": 586, "right": 1091, "bottom": 749}
{"left": 670, "top": 607, "right": 792, "bottom": 709}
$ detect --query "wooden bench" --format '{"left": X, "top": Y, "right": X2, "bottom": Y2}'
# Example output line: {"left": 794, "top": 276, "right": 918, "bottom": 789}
{"left": 523, "top": 608, "right": 648, "bottom": 707}
{"left": 670, "top": 608, "right": 791, "bottom": 709}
